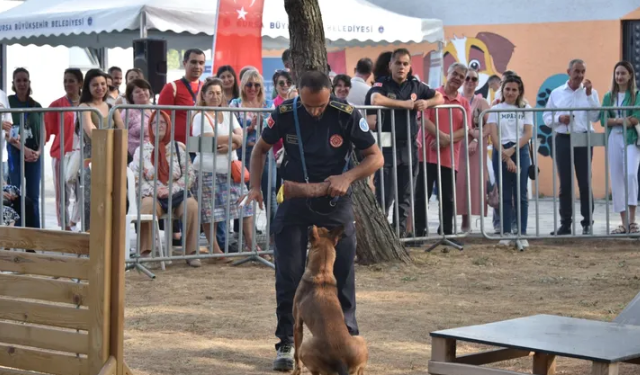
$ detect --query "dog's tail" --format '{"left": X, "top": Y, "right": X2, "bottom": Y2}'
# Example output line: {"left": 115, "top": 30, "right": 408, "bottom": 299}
{"left": 335, "top": 360, "right": 349, "bottom": 375}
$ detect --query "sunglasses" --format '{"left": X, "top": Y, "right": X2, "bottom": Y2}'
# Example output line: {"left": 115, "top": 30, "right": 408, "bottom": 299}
{"left": 278, "top": 80, "right": 292, "bottom": 87}
{"left": 245, "top": 82, "right": 261, "bottom": 89}
{"left": 465, "top": 76, "right": 479, "bottom": 82}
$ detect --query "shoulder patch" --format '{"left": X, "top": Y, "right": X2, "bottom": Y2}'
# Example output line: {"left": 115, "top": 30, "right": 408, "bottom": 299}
{"left": 278, "top": 101, "right": 301, "bottom": 114}
{"left": 359, "top": 117, "right": 369, "bottom": 132}
{"left": 374, "top": 82, "right": 383, "bottom": 87}
{"left": 330, "top": 101, "right": 354, "bottom": 115}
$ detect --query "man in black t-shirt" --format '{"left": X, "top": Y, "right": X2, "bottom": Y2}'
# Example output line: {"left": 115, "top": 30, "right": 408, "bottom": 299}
{"left": 365, "top": 48, "right": 444, "bottom": 236}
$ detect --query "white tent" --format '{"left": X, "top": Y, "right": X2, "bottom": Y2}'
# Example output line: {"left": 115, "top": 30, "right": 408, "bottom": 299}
{"left": 0, "top": 0, "right": 444, "bottom": 50}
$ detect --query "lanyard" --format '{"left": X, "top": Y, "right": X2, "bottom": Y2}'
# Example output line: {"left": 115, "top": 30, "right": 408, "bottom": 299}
{"left": 292, "top": 96, "right": 351, "bottom": 205}
{"left": 181, "top": 78, "right": 202, "bottom": 105}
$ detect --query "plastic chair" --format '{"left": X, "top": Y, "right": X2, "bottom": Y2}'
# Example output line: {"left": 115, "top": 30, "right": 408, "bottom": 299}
{"left": 125, "top": 167, "right": 167, "bottom": 270}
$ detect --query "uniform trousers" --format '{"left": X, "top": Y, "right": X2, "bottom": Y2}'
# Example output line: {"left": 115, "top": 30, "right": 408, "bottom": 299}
{"left": 607, "top": 130, "right": 640, "bottom": 213}
{"left": 273, "top": 197, "right": 359, "bottom": 350}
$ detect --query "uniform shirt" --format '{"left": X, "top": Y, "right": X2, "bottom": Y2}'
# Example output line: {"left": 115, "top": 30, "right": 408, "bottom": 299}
{"left": 419, "top": 87, "right": 471, "bottom": 170}
{"left": 487, "top": 102, "right": 534, "bottom": 145}
{"left": 543, "top": 82, "right": 600, "bottom": 134}
{"left": 261, "top": 97, "right": 375, "bottom": 183}
{"left": 365, "top": 75, "right": 437, "bottom": 141}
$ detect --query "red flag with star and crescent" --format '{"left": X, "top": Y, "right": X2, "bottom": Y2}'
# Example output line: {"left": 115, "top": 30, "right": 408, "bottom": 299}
{"left": 213, "top": 0, "right": 265, "bottom": 75}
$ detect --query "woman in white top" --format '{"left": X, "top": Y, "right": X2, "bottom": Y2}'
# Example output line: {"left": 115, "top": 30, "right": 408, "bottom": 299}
{"left": 600, "top": 61, "right": 640, "bottom": 234}
{"left": 191, "top": 78, "right": 267, "bottom": 261}
{"left": 487, "top": 75, "right": 533, "bottom": 245}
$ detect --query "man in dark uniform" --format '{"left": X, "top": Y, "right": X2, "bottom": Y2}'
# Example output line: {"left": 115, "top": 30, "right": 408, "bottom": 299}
{"left": 245, "top": 70, "right": 383, "bottom": 372}
{"left": 365, "top": 48, "right": 444, "bottom": 236}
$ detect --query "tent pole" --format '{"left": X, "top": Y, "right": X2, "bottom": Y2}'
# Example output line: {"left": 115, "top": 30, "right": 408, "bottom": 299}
{"left": 100, "top": 48, "right": 109, "bottom": 70}
{"left": 140, "top": 12, "right": 147, "bottom": 39}
{"left": 0, "top": 44, "right": 5, "bottom": 91}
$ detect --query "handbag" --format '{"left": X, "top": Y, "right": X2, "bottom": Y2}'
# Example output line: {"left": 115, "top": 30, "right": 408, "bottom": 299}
{"left": 157, "top": 142, "right": 191, "bottom": 212}
{"left": 527, "top": 141, "right": 539, "bottom": 180}
{"left": 486, "top": 182, "right": 500, "bottom": 209}
{"left": 231, "top": 160, "right": 250, "bottom": 184}
{"left": 64, "top": 132, "right": 81, "bottom": 183}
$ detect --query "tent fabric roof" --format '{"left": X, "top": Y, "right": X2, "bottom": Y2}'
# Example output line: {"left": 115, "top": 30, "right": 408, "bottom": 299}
{"left": 0, "top": 0, "right": 443, "bottom": 50}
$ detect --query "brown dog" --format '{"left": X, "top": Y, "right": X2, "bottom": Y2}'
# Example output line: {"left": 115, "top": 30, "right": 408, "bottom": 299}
{"left": 292, "top": 225, "right": 368, "bottom": 375}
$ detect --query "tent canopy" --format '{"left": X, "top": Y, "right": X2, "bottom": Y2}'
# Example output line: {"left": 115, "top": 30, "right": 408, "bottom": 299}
{"left": 0, "top": 0, "right": 443, "bottom": 50}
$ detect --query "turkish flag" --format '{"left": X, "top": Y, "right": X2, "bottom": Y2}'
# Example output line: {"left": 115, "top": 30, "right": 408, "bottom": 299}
{"left": 213, "top": 0, "right": 265, "bottom": 76}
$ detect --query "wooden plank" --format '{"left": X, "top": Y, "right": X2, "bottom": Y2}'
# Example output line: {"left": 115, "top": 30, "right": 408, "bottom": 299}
{"left": 0, "top": 344, "right": 88, "bottom": 375}
{"left": 428, "top": 361, "right": 527, "bottom": 375}
{"left": 623, "top": 357, "right": 640, "bottom": 365}
{"left": 97, "top": 357, "right": 116, "bottom": 375}
{"left": 455, "top": 348, "right": 531, "bottom": 365}
{"left": 110, "top": 129, "right": 127, "bottom": 375}
{"left": 0, "top": 274, "right": 89, "bottom": 306}
{"left": 533, "top": 353, "right": 556, "bottom": 375}
{"left": 592, "top": 362, "right": 619, "bottom": 375}
{"left": 88, "top": 129, "right": 114, "bottom": 375}
{"left": 0, "top": 367, "right": 49, "bottom": 375}
{"left": 0, "top": 250, "right": 90, "bottom": 280}
{"left": 431, "top": 337, "right": 456, "bottom": 362}
{"left": 0, "top": 321, "right": 88, "bottom": 355}
{"left": 0, "top": 227, "right": 90, "bottom": 255}
{"left": 0, "top": 299, "right": 89, "bottom": 331}
{"left": 123, "top": 362, "right": 133, "bottom": 375}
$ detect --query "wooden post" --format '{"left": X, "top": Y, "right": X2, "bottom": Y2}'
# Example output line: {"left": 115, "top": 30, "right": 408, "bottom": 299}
{"left": 533, "top": 353, "right": 556, "bottom": 375}
{"left": 431, "top": 337, "right": 456, "bottom": 362}
{"left": 592, "top": 362, "right": 619, "bottom": 375}
{"left": 110, "top": 130, "right": 128, "bottom": 375}
{"left": 88, "top": 130, "right": 115, "bottom": 375}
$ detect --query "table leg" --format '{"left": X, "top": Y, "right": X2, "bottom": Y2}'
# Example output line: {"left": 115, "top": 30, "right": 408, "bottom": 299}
{"left": 592, "top": 361, "right": 619, "bottom": 375}
{"left": 533, "top": 352, "right": 556, "bottom": 375}
{"left": 431, "top": 337, "right": 456, "bottom": 362}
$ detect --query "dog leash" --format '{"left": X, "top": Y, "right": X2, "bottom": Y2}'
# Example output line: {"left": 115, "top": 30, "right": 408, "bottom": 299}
{"left": 293, "top": 96, "right": 350, "bottom": 207}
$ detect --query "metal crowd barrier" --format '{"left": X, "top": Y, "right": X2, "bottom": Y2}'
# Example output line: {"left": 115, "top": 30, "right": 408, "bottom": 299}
{"left": 0, "top": 106, "right": 101, "bottom": 237}
{"left": 478, "top": 105, "right": 640, "bottom": 249}
{"left": 110, "top": 104, "right": 275, "bottom": 275}
{"left": 354, "top": 104, "right": 472, "bottom": 251}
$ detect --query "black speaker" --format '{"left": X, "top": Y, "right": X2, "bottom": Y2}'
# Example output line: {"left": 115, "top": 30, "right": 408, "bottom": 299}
{"left": 133, "top": 38, "right": 167, "bottom": 95}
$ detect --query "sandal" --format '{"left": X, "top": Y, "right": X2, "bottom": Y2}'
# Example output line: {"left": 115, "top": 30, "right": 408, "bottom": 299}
{"left": 630, "top": 223, "right": 639, "bottom": 234}
{"left": 612, "top": 225, "right": 627, "bottom": 234}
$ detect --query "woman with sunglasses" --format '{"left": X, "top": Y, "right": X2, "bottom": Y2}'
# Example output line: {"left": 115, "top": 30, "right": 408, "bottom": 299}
{"left": 229, "top": 70, "right": 277, "bottom": 240}
{"left": 456, "top": 69, "right": 491, "bottom": 232}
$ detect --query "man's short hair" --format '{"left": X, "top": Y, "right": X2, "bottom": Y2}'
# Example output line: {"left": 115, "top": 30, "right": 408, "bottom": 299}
{"left": 448, "top": 62, "right": 468, "bottom": 75}
{"left": 299, "top": 70, "right": 332, "bottom": 92}
{"left": 282, "top": 49, "right": 291, "bottom": 64}
{"left": 568, "top": 59, "right": 585, "bottom": 70}
{"left": 355, "top": 58, "right": 373, "bottom": 75}
{"left": 391, "top": 48, "right": 411, "bottom": 61}
{"left": 108, "top": 66, "right": 122, "bottom": 75}
{"left": 488, "top": 74, "right": 501, "bottom": 83}
{"left": 183, "top": 48, "right": 205, "bottom": 62}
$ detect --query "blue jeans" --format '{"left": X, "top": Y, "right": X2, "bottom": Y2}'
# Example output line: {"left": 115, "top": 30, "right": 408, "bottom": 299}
{"left": 492, "top": 143, "right": 530, "bottom": 235}
{"left": 8, "top": 148, "right": 41, "bottom": 228}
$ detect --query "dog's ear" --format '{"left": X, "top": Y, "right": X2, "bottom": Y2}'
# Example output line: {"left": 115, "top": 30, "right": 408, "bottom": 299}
{"left": 308, "top": 225, "right": 319, "bottom": 241}
{"left": 329, "top": 225, "right": 345, "bottom": 245}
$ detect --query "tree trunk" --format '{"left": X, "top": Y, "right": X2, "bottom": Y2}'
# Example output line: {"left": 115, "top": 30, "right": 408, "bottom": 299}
{"left": 284, "top": 0, "right": 411, "bottom": 265}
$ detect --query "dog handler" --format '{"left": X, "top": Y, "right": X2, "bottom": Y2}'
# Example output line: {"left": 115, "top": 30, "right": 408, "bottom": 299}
{"left": 245, "top": 70, "right": 384, "bottom": 371}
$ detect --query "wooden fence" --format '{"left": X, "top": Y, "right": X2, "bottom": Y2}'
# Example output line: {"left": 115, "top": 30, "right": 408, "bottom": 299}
{"left": 0, "top": 130, "right": 132, "bottom": 375}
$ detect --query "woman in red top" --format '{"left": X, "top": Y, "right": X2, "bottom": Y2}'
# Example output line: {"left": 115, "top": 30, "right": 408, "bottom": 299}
{"left": 45, "top": 68, "right": 83, "bottom": 230}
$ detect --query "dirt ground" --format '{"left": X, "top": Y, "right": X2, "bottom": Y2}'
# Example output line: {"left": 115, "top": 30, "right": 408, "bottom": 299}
{"left": 123, "top": 239, "right": 640, "bottom": 375}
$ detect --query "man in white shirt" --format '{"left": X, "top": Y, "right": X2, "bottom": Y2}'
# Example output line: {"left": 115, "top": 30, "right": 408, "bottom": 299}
{"left": 543, "top": 59, "right": 600, "bottom": 235}
{"left": 347, "top": 57, "right": 373, "bottom": 106}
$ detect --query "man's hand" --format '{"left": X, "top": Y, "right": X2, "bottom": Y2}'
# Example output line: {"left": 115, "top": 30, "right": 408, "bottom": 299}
{"left": 584, "top": 79, "right": 593, "bottom": 96}
{"left": 403, "top": 99, "right": 415, "bottom": 110}
{"left": 156, "top": 186, "right": 169, "bottom": 198}
{"left": 468, "top": 140, "right": 478, "bottom": 155}
{"left": 2, "top": 121, "right": 11, "bottom": 133}
{"left": 241, "top": 187, "right": 264, "bottom": 210}
{"left": 413, "top": 100, "right": 429, "bottom": 111}
{"left": 506, "top": 159, "right": 517, "bottom": 173}
{"left": 3, "top": 191, "right": 14, "bottom": 201}
{"left": 559, "top": 115, "right": 571, "bottom": 125}
{"left": 325, "top": 174, "right": 353, "bottom": 197}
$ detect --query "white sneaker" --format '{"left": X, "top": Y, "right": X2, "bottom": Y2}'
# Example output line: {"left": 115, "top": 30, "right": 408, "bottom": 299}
{"left": 498, "top": 234, "right": 514, "bottom": 247}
